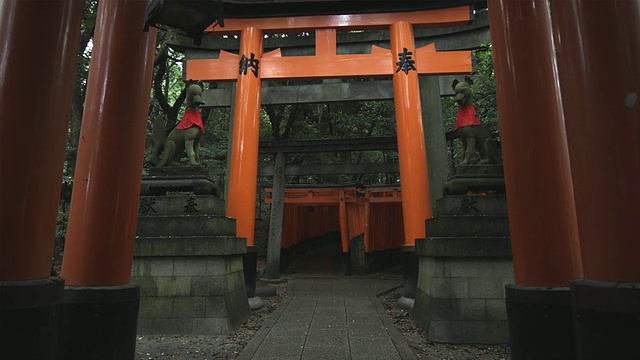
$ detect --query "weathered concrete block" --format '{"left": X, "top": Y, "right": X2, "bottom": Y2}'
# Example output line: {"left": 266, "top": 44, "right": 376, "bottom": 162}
{"left": 423, "top": 296, "right": 454, "bottom": 321}
{"left": 417, "top": 237, "right": 512, "bottom": 258}
{"left": 468, "top": 277, "right": 504, "bottom": 299}
{"left": 455, "top": 299, "right": 487, "bottom": 320}
{"left": 420, "top": 257, "right": 445, "bottom": 277}
{"left": 428, "top": 320, "right": 463, "bottom": 343}
{"left": 225, "top": 256, "right": 244, "bottom": 274}
{"left": 156, "top": 277, "right": 191, "bottom": 297}
{"left": 136, "top": 318, "right": 154, "bottom": 333}
{"left": 131, "top": 276, "right": 158, "bottom": 297}
{"left": 131, "top": 258, "right": 174, "bottom": 277}
{"left": 192, "top": 318, "right": 230, "bottom": 335}
{"left": 191, "top": 276, "right": 226, "bottom": 296}
{"left": 139, "top": 297, "right": 173, "bottom": 318}
{"left": 425, "top": 216, "right": 509, "bottom": 237}
{"left": 173, "top": 297, "right": 206, "bottom": 317}
{"left": 226, "top": 270, "right": 245, "bottom": 294}
{"left": 134, "top": 236, "right": 246, "bottom": 257}
{"left": 136, "top": 215, "right": 236, "bottom": 237}
{"left": 135, "top": 189, "right": 249, "bottom": 336}
{"left": 461, "top": 321, "right": 509, "bottom": 344}
{"left": 485, "top": 299, "right": 508, "bottom": 321}
{"left": 445, "top": 258, "right": 513, "bottom": 278}
{"left": 427, "top": 277, "right": 468, "bottom": 299}
{"left": 435, "top": 195, "right": 508, "bottom": 216}
{"left": 205, "top": 296, "right": 228, "bottom": 318}
{"left": 174, "top": 257, "right": 226, "bottom": 276}
{"left": 153, "top": 318, "right": 194, "bottom": 334}
{"left": 225, "top": 288, "right": 250, "bottom": 329}
{"left": 138, "top": 195, "right": 225, "bottom": 216}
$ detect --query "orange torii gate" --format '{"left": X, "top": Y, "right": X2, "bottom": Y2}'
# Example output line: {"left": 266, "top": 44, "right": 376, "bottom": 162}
{"left": 264, "top": 186, "right": 404, "bottom": 254}
{"left": 185, "top": 6, "right": 473, "bottom": 252}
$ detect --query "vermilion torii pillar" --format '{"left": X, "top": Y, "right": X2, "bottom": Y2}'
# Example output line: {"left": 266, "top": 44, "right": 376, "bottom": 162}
{"left": 226, "top": 26, "right": 264, "bottom": 247}
{"left": 186, "top": 7, "right": 473, "bottom": 270}
{"left": 390, "top": 21, "right": 432, "bottom": 247}
{"left": 550, "top": 1, "right": 640, "bottom": 358}
{"left": 226, "top": 26, "right": 264, "bottom": 297}
{"left": 0, "top": 1, "right": 83, "bottom": 359}
{"left": 487, "top": 1, "right": 583, "bottom": 359}
{"left": 57, "top": 0, "right": 156, "bottom": 358}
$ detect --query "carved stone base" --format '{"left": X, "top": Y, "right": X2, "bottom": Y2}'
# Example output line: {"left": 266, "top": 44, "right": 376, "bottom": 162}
{"left": 414, "top": 194, "right": 513, "bottom": 344}
{"left": 444, "top": 164, "right": 505, "bottom": 195}
{"left": 141, "top": 166, "right": 219, "bottom": 196}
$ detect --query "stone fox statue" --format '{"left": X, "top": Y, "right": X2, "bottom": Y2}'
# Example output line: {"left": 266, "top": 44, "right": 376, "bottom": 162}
{"left": 152, "top": 82, "right": 205, "bottom": 167}
{"left": 453, "top": 77, "right": 500, "bottom": 165}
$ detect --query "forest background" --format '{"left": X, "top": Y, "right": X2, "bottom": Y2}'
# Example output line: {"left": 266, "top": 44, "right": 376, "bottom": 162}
{"left": 54, "top": 1, "right": 498, "bottom": 258}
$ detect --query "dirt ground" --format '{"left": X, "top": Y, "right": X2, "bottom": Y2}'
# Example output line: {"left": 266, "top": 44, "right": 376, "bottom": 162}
{"left": 135, "top": 269, "right": 511, "bottom": 360}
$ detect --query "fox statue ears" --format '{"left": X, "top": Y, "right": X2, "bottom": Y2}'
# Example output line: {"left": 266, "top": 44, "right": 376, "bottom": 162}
{"left": 451, "top": 77, "right": 474, "bottom": 91}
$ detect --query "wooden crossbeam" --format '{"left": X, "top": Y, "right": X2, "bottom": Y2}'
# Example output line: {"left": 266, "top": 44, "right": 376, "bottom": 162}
{"left": 186, "top": 43, "right": 472, "bottom": 81}
{"left": 186, "top": 6, "right": 473, "bottom": 81}
{"left": 204, "top": 6, "right": 473, "bottom": 35}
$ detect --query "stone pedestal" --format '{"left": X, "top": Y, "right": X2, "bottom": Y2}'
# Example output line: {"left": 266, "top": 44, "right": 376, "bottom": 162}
{"left": 134, "top": 167, "right": 249, "bottom": 335}
{"left": 140, "top": 166, "right": 220, "bottom": 196}
{"left": 443, "top": 164, "right": 506, "bottom": 196}
{"left": 414, "top": 166, "right": 513, "bottom": 344}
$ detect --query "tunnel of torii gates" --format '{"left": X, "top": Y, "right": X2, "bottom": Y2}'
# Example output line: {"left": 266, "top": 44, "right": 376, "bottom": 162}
{"left": 185, "top": 5, "right": 475, "bottom": 276}
{"left": 0, "top": 0, "right": 638, "bottom": 360}
{"left": 263, "top": 186, "right": 405, "bottom": 270}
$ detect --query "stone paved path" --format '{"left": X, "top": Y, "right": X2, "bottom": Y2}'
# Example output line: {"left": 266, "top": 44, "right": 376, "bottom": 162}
{"left": 238, "top": 276, "right": 416, "bottom": 360}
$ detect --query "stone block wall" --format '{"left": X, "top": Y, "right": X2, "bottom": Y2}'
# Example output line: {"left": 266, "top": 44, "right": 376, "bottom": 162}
{"left": 133, "top": 252, "right": 249, "bottom": 334}
{"left": 414, "top": 194, "right": 514, "bottom": 344}
{"left": 134, "top": 193, "right": 250, "bottom": 335}
{"left": 415, "top": 255, "right": 514, "bottom": 343}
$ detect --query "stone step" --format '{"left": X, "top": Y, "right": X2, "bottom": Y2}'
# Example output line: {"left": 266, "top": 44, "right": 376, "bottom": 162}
{"left": 442, "top": 177, "right": 506, "bottom": 195}
{"left": 138, "top": 195, "right": 225, "bottom": 216}
{"left": 416, "top": 236, "right": 512, "bottom": 258}
{"left": 140, "top": 175, "right": 219, "bottom": 196}
{"left": 425, "top": 216, "right": 510, "bottom": 237}
{"left": 451, "top": 164, "right": 504, "bottom": 177}
{"left": 435, "top": 195, "right": 508, "bottom": 216}
{"left": 136, "top": 215, "right": 236, "bottom": 237}
{"left": 134, "top": 235, "right": 247, "bottom": 257}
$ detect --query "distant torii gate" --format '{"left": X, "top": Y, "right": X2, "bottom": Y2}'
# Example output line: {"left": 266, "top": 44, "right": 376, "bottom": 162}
{"left": 185, "top": 6, "right": 473, "bottom": 250}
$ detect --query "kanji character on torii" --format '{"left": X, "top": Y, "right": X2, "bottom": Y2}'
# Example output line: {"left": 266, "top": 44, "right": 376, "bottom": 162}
{"left": 185, "top": 6, "right": 473, "bottom": 250}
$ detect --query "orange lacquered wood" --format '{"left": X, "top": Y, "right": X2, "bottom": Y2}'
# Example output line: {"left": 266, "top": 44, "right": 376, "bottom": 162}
{"left": 61, "top": 0, "right": 156, "bottom": 286}
{"left": 225, "top": 27, "right": 264, "bottom": 247}
{"left": 551, "top": 0, "right": 640, "bottom": 282}
{"left": 186, "top": 46, "right": 471, "bottom": 81}
{"left": 0, "top": 0, "right": 84, "bottom": 280}
{"left": 205, "top": 6, "right": 472, "bottom": 35}
{"left": 391, "top": 21, "right": 432, "bottom": 246}
{"left": 488, "top": 0, "right": 582, "bottom": 286}
{"left": 316, "top": 29, "right": 336, "bottom": 56}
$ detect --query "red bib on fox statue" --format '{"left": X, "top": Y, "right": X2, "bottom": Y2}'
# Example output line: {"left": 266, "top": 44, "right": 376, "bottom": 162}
{"left": 452, "top": 77, "right": 500, "bottom": 165}
{"left": 455, "top": 105, "right": 481, "bottom": 130}
{"left": 175, "top": 109, "right": 205, "bottom": 133}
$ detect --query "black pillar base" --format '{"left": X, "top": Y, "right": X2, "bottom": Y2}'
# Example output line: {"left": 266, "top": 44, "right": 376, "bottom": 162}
{"left": 402, "top": 246, "right": 418, "bottom": 298}
{"left": 0, "top": 277, "right": 64, "bottom": 360}
{"left": 505, "top": 284, "right": 575, "bottom": 360}
{"left": 571, "top": 278, "right": 640, "bottom": 360}
{"left": 342, "top": 251, "right": 351, "bottom": 276}
{"left": 58, "top": 284, "right": 140, "bottom": 360}
{"left": 244, "top": 245, "right": 257, "bottom": 298}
